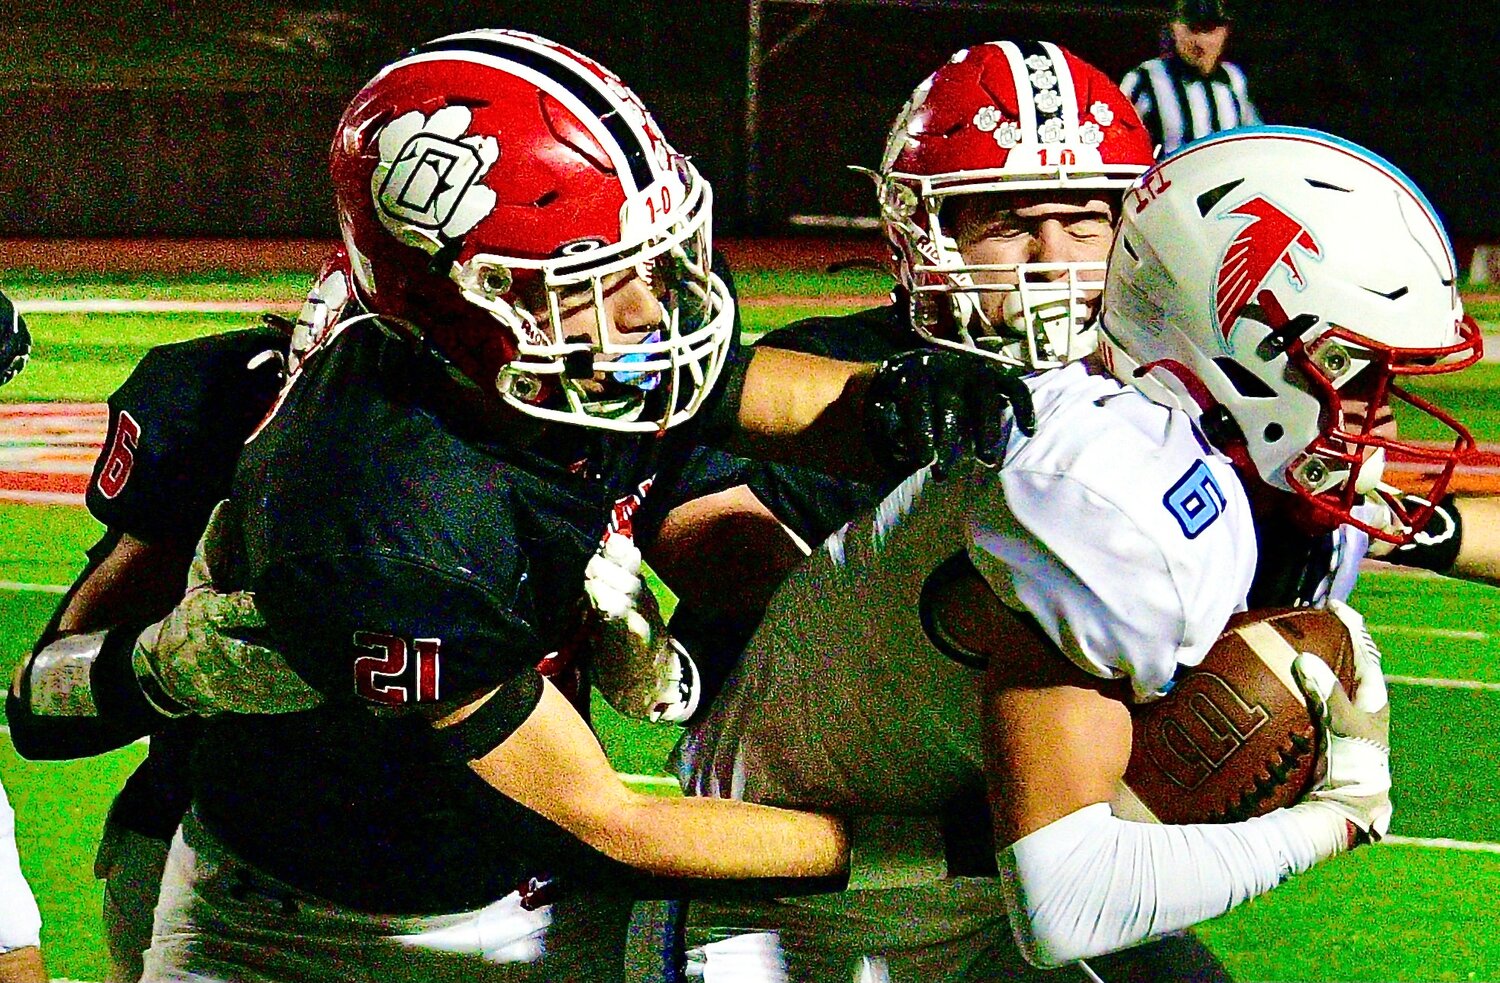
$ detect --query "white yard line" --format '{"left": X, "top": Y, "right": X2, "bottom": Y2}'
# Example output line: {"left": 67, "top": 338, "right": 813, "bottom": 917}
{"left": 1369, "top": 625, "right": 1490, "bottom": 641}
{"left": 1382, "top": 835, "right": 1500, "bottom": 854}
{"left": 0, "top": 490, "right": 84, "bottom": 505}
{"left": 0, "top": 580, "right": 68, "bottom": 594}
{"left": 1385, "top": 674, "right": 1500, "bottom": 693}
{"left": 16, "top": 299, "right": 294, "bottom": 314}
{"left": 617, "top": 773, "right": 681, "bottom": 788}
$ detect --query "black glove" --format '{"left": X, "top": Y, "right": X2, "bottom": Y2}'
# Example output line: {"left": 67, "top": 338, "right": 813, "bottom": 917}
{"left": 0, "top": 290, "right": 30, "bottom": 388}
{"left": 864, "top": 349, "right": 1035, "bottom": 480}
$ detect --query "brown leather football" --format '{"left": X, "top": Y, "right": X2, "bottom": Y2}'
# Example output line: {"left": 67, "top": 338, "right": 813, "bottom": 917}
{"left": 1116, "top": 607, "right": 1358, "bottom": 825}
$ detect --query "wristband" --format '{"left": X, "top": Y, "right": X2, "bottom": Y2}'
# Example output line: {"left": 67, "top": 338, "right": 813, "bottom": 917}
{"left": 1390, "top": 493, "right": 1462, "bottom": 573}
{"left": 28, "top": 631, "right": 108, "bottom": 717}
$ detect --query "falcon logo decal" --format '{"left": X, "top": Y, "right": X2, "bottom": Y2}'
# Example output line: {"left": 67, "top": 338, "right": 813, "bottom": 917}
{"left": 1214, "top": 197, "right": 1321, "bottom": 343}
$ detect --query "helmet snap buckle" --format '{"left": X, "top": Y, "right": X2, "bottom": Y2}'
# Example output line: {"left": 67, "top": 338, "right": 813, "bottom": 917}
{"left": 1295, "top": 456, "right": 1330, "bottom": 490}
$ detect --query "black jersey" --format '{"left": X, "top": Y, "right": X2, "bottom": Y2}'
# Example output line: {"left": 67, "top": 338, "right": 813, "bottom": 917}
{"left": 85, "top": 328, "right": 285, "bottom": 838}
{"left": 193, "top": 320, "right": 708, "bottom": 913}
{"left": 88, "top": 329, "right": 286, "bottom": 548}
{"left": 640, "top": 305, "right": 913, "bottom": 546}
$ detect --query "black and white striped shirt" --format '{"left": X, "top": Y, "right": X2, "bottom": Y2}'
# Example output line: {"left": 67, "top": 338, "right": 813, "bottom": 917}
{"left": 1121, "top": 55, "right": 1261, "bottom": 156}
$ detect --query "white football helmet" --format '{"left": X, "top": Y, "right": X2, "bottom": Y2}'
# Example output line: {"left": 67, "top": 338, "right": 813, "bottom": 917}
{"left": 1099, "top": 126, "right": 1481, "bottom": 543}
{"left": 868, "top": 40, "right": 1154, "bottom": 370}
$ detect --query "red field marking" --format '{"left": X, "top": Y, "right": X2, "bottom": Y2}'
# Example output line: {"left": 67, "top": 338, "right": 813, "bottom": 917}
{"left": 0, "top": 236, "right": 891, "bottom": 275}
{"left": 0, "top": 403, "right": 107, "bottom": 504}
{"left": 4, "top": 401, "right": 1500, "bottom": 505}
{"left": 0, "top": 238, "right": 337, "bottom": 275}
{"left": 1387, "top": 444, "right": 1500, "bottom": 496}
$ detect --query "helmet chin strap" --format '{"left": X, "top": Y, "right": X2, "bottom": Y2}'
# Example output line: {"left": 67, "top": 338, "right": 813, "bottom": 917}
{"left": 1001, "top": 291, "right": 1076, "bottom": 362}
{"left": 1353, "top": 446, "right": 1386, "bottom": 495}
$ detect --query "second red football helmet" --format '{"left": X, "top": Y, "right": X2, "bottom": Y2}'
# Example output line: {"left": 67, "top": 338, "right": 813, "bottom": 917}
{"left": 872, "top": 41, "right": 1154, "bottom": 369}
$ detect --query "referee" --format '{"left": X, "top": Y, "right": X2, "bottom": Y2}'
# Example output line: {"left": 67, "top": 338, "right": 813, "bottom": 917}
{"left": 1121, "top": 0, "right": 1260, "bottom": 156}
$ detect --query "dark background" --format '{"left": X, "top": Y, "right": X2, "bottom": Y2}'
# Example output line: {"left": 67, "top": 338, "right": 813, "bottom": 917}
{"left": 0, "top": 1, "right": 1493, "bottom": 245}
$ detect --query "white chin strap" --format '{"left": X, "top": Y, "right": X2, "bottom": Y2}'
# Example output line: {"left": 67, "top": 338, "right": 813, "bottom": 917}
{"left": 1001, "top": 291, "right": 1079, "bottom": 358}
{"left": 1353, "top": 447, "right": 1387, "bottom": 496}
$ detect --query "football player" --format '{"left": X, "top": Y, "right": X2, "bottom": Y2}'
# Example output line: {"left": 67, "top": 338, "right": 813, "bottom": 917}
{"left": 8, "top": 30, "right": 1034, "bottom": 982}
{"left": 1367, "top": 492, "right": 1500, "bottom": 585}
{"left": 667, "top": 124, "right": 1477, "bottom": 979}
{"left": 0, "top": 289, "right": 49, "bottom": 983}
{"left": 13, "top": 254, "right": 353, "bottom": 982}
{"left": 0, "top": 290, "right": 28, "bottom": 387}
{"left": 648, "top": 42, "right": 1234, "bottom": 980}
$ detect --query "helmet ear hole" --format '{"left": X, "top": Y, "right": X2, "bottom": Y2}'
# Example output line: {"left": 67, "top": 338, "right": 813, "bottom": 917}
{"left": 1195, "top": 179, "right": 1245, "bottom": 216}
{"left": 1212, "top": 357, "right": 1276, "bottom": 398}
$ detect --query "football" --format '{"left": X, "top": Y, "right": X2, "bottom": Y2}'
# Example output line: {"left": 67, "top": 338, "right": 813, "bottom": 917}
{"left": 1116, "top": 607, "right": 1359, "bottom": 825}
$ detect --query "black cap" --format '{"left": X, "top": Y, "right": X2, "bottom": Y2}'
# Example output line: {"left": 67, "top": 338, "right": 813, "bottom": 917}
{"left": 0, "top": 290, "right": 30, "bottom": 388}
{"left": 1172, "top": 0, "right": 1232, "bottom": 29}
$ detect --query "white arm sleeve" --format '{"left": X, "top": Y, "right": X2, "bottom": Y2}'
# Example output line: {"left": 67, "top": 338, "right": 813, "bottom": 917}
{"left": 0, "top": 782, "right": 40, "bottom": 952}
{"left": 998, "top": 802, "right": 1351, "bottom": 968}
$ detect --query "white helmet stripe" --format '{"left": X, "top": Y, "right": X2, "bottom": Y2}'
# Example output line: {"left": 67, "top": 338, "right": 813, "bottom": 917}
{"left": 413, "top": 31, "right": 658, "bottom": 196}
{"left": 1040, "top": 41, "right": 1081, "bottom": 136}
{"left": 994, "top": 41, "right": 1038, "bottom": 139}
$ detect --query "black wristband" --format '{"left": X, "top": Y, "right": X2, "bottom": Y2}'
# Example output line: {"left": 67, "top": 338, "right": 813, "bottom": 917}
{"left": 1392, "top": 493, "right": 1463, "bottom": 573}
{"left": 92, "top": 621, "right": 188, "bottom": 725}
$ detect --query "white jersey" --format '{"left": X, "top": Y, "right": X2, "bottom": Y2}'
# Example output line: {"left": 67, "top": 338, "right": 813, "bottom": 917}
{"left": 676, "top": 361, "right": 1257, "bottom": 814}
{"left": 0, "top": 778, "right": 41, "bottom": 952}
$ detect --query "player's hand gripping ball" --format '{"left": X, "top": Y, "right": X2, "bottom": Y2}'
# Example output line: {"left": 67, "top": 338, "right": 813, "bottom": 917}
{"left": 1118, "top": 606, "right": 1366, "bottom": 825}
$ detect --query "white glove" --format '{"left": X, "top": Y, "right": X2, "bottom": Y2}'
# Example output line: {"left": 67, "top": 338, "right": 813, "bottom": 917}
{"left": 584, "top": 534, "right": 700, "bottom": 723}
{"left": 1290, "top": 600, "right": 1392, "bottom": 844}
{"left": 132, "top": 502, "right": 324, "bottom": 717}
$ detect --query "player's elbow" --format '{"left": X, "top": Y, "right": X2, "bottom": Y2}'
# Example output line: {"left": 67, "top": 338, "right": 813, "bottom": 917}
{"left": 573, "top": 791, "right": 675, "bottom": 870}
{"left": 1007, "top": 907, "right": 1100, "bottom": 969}
{"left": 6, "top": 690, "right": 69, "bottom": 761}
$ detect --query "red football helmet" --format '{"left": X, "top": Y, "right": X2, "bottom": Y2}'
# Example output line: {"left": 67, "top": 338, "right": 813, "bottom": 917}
{"left": 871, "top": 41, "right": 1154, "bottom": 369}
{"left": 329, "top": 30, "right": 734, "bottom": 431}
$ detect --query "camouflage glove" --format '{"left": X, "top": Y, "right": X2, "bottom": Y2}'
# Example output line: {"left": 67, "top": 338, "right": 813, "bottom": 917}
{"left": 584, "top": 535, "right": 700, "bottom": 724}
{"left": 864, "top": 349, "right": 1035, "bottom": 480}
{"left": 1290, "top": 600, "right": 1392, "bottom": 846}
{"left": 132, "top": 502, "right": 324, "bottom": 717}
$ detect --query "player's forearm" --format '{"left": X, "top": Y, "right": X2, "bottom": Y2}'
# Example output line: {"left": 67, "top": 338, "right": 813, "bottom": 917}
{"left": 464, "top": 679, "right": 848, "bottom": 880}
{"left": 723, "top": 347, "right": 883, "bottom": 480}
{"left": 1450, "top": 496, "right": 1500, "bottom": 585}
{"left": 0, "top": 946, "right": 47, "bottom": 983}
{"left": 999, "top": 801, "right": 1350, "bottom": 968}
{"left": 7, "top": 625, "right": 170, "bottom": 759}
{"left": 585, "top": 794, "right": 849, "bottom": 880}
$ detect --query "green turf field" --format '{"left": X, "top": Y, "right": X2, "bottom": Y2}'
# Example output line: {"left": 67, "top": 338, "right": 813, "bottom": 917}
{"left": 2, "top": 271, "right": 1498, "bottom": 981}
